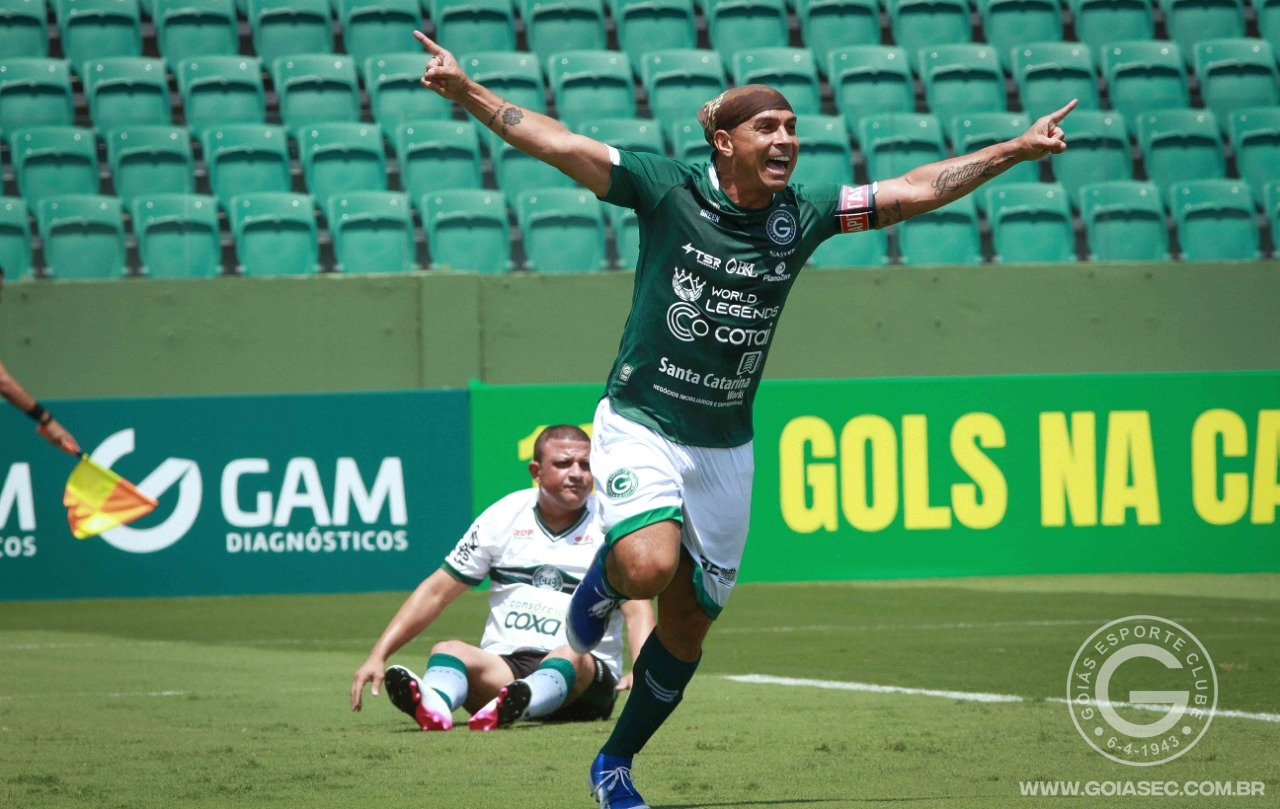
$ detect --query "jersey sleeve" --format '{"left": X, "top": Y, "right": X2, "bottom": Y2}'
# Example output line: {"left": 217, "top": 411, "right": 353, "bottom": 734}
{"left": 441, "top": 516, "right": 496, "bottom": 586}
{"left": 602, "top": 148, "right": 697, "bottom": 215}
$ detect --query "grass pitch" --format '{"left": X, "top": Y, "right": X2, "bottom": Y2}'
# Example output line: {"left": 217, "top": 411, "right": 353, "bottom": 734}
{"left": 1, "top": 574, "right": 1277, "bottom": 808}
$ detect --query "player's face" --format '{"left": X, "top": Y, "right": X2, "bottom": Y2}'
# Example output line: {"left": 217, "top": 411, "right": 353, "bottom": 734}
{"left": 728, "top": 109, "right": 798, "bottom": 196}
{"left": 533, "top": 438, "right": 593, "bottom": 513}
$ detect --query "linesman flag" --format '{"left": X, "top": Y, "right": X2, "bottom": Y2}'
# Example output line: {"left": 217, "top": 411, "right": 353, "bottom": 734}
{"left": 64, "top": 455, "right": 158, "bottom": 539}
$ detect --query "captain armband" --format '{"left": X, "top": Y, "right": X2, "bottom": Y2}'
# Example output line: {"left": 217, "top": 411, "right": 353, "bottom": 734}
{"left": 834, "top": 183, "right": 879, "bottom": 233}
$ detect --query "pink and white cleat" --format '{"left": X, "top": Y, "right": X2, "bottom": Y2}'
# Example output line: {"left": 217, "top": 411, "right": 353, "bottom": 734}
{"left": 383, "top": 665, "right": 453, "bottom": 731}
{"left": 467, "top": 681, "right": 532, "bottom": 731}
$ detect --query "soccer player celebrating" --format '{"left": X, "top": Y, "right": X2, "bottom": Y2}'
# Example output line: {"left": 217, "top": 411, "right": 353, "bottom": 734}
{"left": 414, "top": 31, "right": 1074, "bottom": 808}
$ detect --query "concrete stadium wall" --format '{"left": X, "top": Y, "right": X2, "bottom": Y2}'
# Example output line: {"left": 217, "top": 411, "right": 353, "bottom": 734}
{"left": 2, "top": 261, "right": 1277, "bottom": 398}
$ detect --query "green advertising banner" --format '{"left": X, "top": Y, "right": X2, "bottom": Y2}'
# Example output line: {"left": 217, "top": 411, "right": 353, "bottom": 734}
{"left": 1, "top": 391, "right": 471, "bottom": 600}
{"left": 470, "top": 372, "right": 1279, "bottom": 581}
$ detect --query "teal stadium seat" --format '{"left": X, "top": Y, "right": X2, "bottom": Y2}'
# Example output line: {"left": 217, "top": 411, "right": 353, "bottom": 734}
{"left": 495, "top": 140, "right": 576, "bottom": 201}
{"left": 130, "top": 193, "right": 223, "bottom": 277}
{"left": 859, "top": 113, "right": 945, "bottom": 180}
{"left": 797, "top": 0, "right": 881, "bottom": 78}
{"left": 548, "top": 51, "right": 637, "bottom": 128}
{"left": 918, "top": 44, "right": 1007, "bottom": 137}
{"left": 83, "top": 57, "right": 171, "bottom": 133}
{"left": 178, "top": 57, "right": 266, "bottom": 136}
{"left": 394, "top": 121, "right": 483, "bottom": 204}
{"left": 615, "top": 0, "right": 697, "bottom": 77}
{"left": 249, "top": 0, "right": 333, "bottom": 66}
{"left": 827, "top": 46, "right": 914, "bottom": 137}
{"left": 669, "top": 121, "right": 712, "bottom": 161}
{"left": 326, "top": 191, "right": 417, "bottom": 273}
{"left": 1259, "top": 0, "right": 1280, "bottom": 57}
{"left": 806, "top": 226, "right": 889, "bottom": 267}
{"left": 609, "top": 203, "right": 640, "bottom": 268}
{"left": 950, "top": 112, "right": 1036, "bottom": 210}
{"left": 1228, "top": 107, "right": 1280, "bottom": 206}
{"left": 59, "top": 0, "right": 142, "bottom": 73}
{"left": 153, "top": 0, "right": 238, "bottom": 67}
{"left": 522, "top": 0, "right": 607, "bottom": 65}
{"left": 732, "top": 48, "right": 822, "bottom": 116}
{"left": 422, "top": 188, "right": 510, "bottom": 272}
{"left": 365, "top": 54, "right": 454, "bottom": 130}
{"left": 706, "top": 0, "right": 789, "bottom": 66}
{"left": 1193, "top": 39, "right": 1280, "bottom": 130}
{"left": 1136, "top": 108, "right": 1225, "bottom": 203}
{"left": 1011, "top": 43, "right": 1101, "bottom": 119}
{"left": 986, "top": 182, "right": 1076, "bottom": 262}
{"left": 271, "top": 55, "right": 361, "bottom": 131}
{"left": 887, "top": 0, "right": 972, "bottom": 60}
{"left": 0, "top": 0, "right": 49, "bottom": 58}
{"left": 642, "top": 50, "right": 728, "bottom": 135}
{"left": 1079, "top": 180, "right": 1169, "bottom": 260}
{"left": 1169, "top": 178, "right": 1258, "bottom": 260}
{"left": 517, "top": 188, "right": 607, "bottom": 272}
{"left": 230, "top": 192, "right": 319, "bottom": 275}
{"left": 10, "top": 126, "right": 99, "bottom": 207}
{"left": 201, "top": 124, "right": 292, "bottom": 208}
{"left": 1047, "top": 110, "right": 1132, "bottom": 208}
{"left": 339, "top": 0, "right": 421, "bottom": 75}
{"left": 0, "top": 59, "right": 74, "bottom": 131}
{"left": 37, "top": 194, "right": 126, "bottom": 278}
{"left": 106, "top": 125, "right": 195, "bottom": 205}
{"left": 297, "top": 121, "right": 388, "bottom": 204}
{"left": 461, "top": 51, "right": 546, "bottom": 154}
{"left": 1160, "top": 0, "right": 1245, "bottom": 65}
{"left": 1068, "top": 0, "right": 1155, "bottom": 62}
{"left": 0, "top": 197, "right": 33, "bottom": 278}
{"left": 430, "top": 0, "right": 515, "bottom": 55}
{"left": 978, "top": 0, "right": 1063, "bottom": 72}
{"left": 1101, "top": 40, "right": 1190, "bottom": 121}
{"left": 897, "top": 195, "right": 982, "bottom": 264}
{"left": 791, "top": 114, "right": 853, "bottom": 186}
{"left": 578, "top": 118, "right": 665, "bottom": 154}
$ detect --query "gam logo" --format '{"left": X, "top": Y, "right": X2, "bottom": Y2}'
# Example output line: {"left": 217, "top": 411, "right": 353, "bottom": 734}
{"left": 93, "top": 428, "right": 202, "bottom": 554}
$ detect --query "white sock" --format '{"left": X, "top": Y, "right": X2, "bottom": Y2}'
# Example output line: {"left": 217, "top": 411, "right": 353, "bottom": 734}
{"left": 421, "top": 654, "right": 469, "bottom": 710}
{"left": 523, "top": 658, "right": 576, "bottom": 719}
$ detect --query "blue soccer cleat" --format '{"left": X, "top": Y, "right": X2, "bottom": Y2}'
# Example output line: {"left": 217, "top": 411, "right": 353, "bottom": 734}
{"left": 566, "top": 551, "right": 623, "bottom": 654}
{"left": 589, "top": 754, "right": 649, "bottom": 809}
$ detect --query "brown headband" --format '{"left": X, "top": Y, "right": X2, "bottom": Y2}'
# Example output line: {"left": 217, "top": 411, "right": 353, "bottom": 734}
{"left": 697, "top": 85, "right": 794, "bottom": 145}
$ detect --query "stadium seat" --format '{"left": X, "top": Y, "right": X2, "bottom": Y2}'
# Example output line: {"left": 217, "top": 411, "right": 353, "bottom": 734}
{"left": 669, "top": 121, "right": 712, "bottom": 161}
{"left": 365, "top": 54, "right": 454, "bottom": 131}
{"left": 1160, "top": 0, "right": 1245, "bottom": 65}
{"left": 58, "top": 0, "right": 143, "bottom": 72}
{"left": 1011, "top": 43, "right": 1101, "bottom": 120}
{"left": 1260, "top": 0, "right": 1280, "bottom": 58}
{"left": 431, "top": 0, "right": 516, "bottom": 55}
{"left": 1228, "top": 107, "right": 1280, "bottom": 206}
{"left": 1193, "top": 39, "right": 1280, "bottom": 130}
{"left": 797, "top": 0, "right": 881, "bottom": 77}
{"left": 1079, "top": 180, "right": 1169, "bottom": 260}
{"left": 0, "top": 0, "right": 49, "bottom": 58}
{"left": 978, "top": 0, "right": 1063, "bottom": 72}
{"left": 615, "top": 0, "right": 698, "bottom": 77}
{"left": 950, "top": 112, "right": 1036, "bottom": 210}
{"left": 806, "top": 227, "right": 889, "bottom": 267}
{"left": 1068, "top": 0, "right": 1155, "bottom": 62}
{"left": 83, "top": 57, "right": 171, "bottom": 133}
{"left": 641, "top": 50, "right": 728, "bottom": 135}
{"left": 577, "top": 118, "right": 665, "bottom": 154}
{"left": 230, "top": 192, "right": 319, "bottom": 275}
{"left": 0, "top": 196, "right": 33, "bottom": 278}
{"left": 326, "top": 191, "right": 416, "bottom": 273}
{"left": 548, "top": 50, "right": 637, "bottom": 128}
{"left": 791, "top": 114, "right": 853, "bottom": 186}
{"left": 249, "top": 0, "right": 333, "bottom": 66}
{"left": 201, "top": 124, "right": 292, "bottom": 208}
{"left": 37, "top": 194, "right": 126, "bottom": 278}
{"left": 10, "top": 126, "right": 100, "bottom": 207}
{"left": 918, "top": 44, "right": 1007, "bottom": 136}
{"left": 897, "top": 196, "right": 981, "bottom": 265}
{"left": 1169, "top": 178, "right": 1258, "bottom": 260}
{"left": 523, "top": 0, "right": 608, "bottom": 64}
{"left": 106, "top": 125, "right": 195, "bottom": 205}
{"left": 732, "top": 49, "right": 822, "bottom": 116}
{"left": 153, "top": 0, "right": 238, "bottom": 67}
{"left": 0, "top": 58, "right": 74, "bottom": 131}
{"left": 177, "top": 57, "right": 266, "bottom": 136}
{"left": 887, "top": 0, "right": 972, "bottom": 60}
{"left": 1101, "top": 40, "right": 1190, "bottom": 121}
{"left": 339, "top": 0, "right": 421, "bottom": 74}
{"left": 608, "top": 203, "right": 640, "bottom": 268}
{"left": 1046, "top": 110, "right": 1132, "bottom": 208}
{"left": 394, "top": 121, "right": 483, "bottom": 204}
{"left": 130, "top": 193, "right": 223, "bottom": 277}
{"left": 271, "top": 55, "right": 361, "bottom": 132}
{"left": 495, "top": 140, "right": 577, "bottom": 201}
{"left": 461, "top": 51, "right": 547, "bottom": 153}
{"left": 1135, "top": 109, "right": 1225, "bottom": 203}
{"left": 297, "top": 122, "right": 388, "bottom": 204}
{"left": 858, "top": 113, "right": 945, "bottom": 179}
{"left": 421, "top": 188, "right": 510, "bottom": 272}
{"left": 986, "top": 182, "right": 1076, "bottom": 262}
{"left": 516, "top": 188, "right": 607, "bottom": 272}
{"left": 827, "top": 46, "right": 915, "bottom": 137}
{"left": 706, "top": 0, "right": 789, "bottom": 66}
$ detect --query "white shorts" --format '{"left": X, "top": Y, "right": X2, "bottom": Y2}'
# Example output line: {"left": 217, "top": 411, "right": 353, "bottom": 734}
{"left": 590, "top": 397, "right": 753, "bottom": 618}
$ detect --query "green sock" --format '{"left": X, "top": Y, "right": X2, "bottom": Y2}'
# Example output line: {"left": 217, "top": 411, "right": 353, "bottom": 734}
{"left": 601, "top": 633, "right": 699, "bottom": 758}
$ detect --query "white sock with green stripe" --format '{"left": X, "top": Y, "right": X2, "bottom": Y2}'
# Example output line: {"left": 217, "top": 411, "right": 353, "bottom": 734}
{"left": 421, "top": 653, "right": 468, "bottom": 710}
{"left": 523, "top": 657, "right": 578, "bottom": 719}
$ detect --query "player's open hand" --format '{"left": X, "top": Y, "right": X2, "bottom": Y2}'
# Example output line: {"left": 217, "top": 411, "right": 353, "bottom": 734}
{"left": 1019, "top": 99, "right": 1078, "bottom": 159}
{"left": 351, "top": 658, "right": 386, "bottom": 711}
{"left": 414, "top": 31, "right": 469, "bottom": 102}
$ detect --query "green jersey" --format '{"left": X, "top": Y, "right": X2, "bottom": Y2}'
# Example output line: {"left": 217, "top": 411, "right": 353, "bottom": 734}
{"left": 601, "top": 148, "right": 878, "bottom": 448}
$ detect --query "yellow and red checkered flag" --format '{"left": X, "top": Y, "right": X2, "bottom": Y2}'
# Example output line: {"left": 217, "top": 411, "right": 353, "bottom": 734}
{"left": 64, "top": 455, "right": 158, "bottom": 539}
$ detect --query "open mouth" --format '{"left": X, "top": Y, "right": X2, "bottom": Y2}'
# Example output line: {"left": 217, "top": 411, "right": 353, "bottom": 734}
{"left": 764, "top": 155, "right": 792, "bottom": 177}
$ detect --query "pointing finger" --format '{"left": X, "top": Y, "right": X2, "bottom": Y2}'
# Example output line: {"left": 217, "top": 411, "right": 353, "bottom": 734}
{"left": 413, "top": 30, "right": 443, "bottom": 55}
{"left": 1048, "top": 98, "right": 1078, "bottom": 125}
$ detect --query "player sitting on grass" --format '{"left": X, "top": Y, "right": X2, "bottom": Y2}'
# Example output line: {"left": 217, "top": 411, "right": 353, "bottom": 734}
{"left": 350, "top": 425, "right": 654, "bottom": 731}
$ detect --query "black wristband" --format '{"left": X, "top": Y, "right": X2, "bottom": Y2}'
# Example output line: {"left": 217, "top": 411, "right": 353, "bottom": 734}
{"left": 25, "top": 403, "right": 49, "bottom": 424}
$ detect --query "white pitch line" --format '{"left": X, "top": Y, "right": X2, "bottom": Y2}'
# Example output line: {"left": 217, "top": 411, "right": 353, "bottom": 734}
{"left": 719, "top": 619, "right": 1121, "bottom": 634}
{"left": 725, "top": 674, "right": 1280, "bottom": 723}
{"left": 0, "top": 690, "right": 187, "bottom": 701}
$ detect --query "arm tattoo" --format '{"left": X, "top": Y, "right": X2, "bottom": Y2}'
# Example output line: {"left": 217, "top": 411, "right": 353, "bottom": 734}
{"left": 500, "top": 106, "right": 523, "bottom": 137}
{"left": 878, "top": 198, "right": 905, "bottom": 227}
{"left": 931, "top": 159, "right": 999, "bottom": 197}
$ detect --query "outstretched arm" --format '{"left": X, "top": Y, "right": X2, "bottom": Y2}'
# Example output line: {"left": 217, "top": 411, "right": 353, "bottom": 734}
{"left": 414, "top": 32, "right": 613, "bottom": 197}
{"left": 873, "top": 100, "right": 1078, "bottom": 228}
{"left": 350, "top": 568, "right": 470, "bottom": 710}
